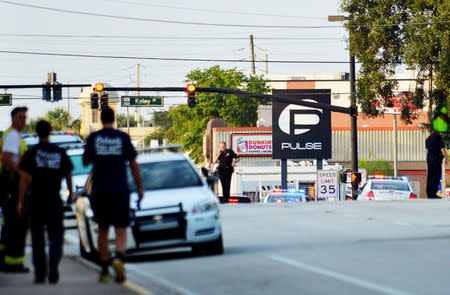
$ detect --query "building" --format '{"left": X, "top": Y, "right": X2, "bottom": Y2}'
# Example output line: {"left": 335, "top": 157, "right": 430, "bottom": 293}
{"left": 78, "top": 84, "right": 155, "bottom": 143}
{"left": 204, "top": 71, "right": 448, "bottom": 199}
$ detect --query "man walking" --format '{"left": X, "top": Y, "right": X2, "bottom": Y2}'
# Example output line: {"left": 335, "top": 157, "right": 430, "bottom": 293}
{"left": 0, "top": 107, "right": 29, "bottom": 272}
{"left": 17, "top": 120, "right": 73, "bottom": 284}
{"left": 83, "top": 107, "right": 143, "bottom": 283}
{"left": 213, "top": 141, "right": 239, "bottom": 198}
{"left": 426, "top": 130, "right": 448, "bottom": 199}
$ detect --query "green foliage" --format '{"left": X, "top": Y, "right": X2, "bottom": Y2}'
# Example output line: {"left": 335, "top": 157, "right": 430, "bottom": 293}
{"left": 342, "top": 0, "right": 449, "bottom": 126}
{"left": 117, "top": 114, "right": 137, "bottom": 128}
{"left": 23, "top": 108, "right": 81, "bottom": 134}
{"left": 144, "top": 111, "right": 172, "bottom": 145}
{"left": 359, "top": 157, "right": 394, "bottom": 176}
{"left": 165, "top": 66, "right": 271, "bottom": 163}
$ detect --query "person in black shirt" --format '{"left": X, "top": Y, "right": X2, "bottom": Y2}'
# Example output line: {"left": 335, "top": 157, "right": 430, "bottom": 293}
{"left": 213, "top": 141, "right": 239, "bottom": 198}
{"left": 17, "top": 120, "right": 73, "bottom": 284}
{"left": 83, "top": 107, "right": 143, "bottom": 283}
{"left": 425, "top": 131, "right": 448, "bottom": 199}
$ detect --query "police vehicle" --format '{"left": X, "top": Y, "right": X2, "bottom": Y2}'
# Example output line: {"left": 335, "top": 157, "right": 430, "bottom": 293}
{"left": 357, "top": 175, "right": 417, "bottom": 201}
{"left": 23, "top": 131, "right": 82, "bottom": 148}
{"left": 264, "top": 188, "right": 306, "bottom": 203}
{"left": 75, "top": 151, "right": 223, "bottom": 259}
{"left": 60, "top": 147, "right": 92, "bottom": 229}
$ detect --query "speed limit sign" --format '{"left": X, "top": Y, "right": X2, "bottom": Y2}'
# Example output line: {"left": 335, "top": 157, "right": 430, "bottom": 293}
{"left": 316, "top": 170, "right": 339, "bottom": 200}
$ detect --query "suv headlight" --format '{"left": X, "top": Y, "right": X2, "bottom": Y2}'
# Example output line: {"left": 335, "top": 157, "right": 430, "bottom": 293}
{"left": 192, "top": 199, "right": 218, "bottom": 214}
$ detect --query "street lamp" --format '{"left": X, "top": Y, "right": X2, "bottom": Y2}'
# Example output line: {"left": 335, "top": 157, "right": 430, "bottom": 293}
{"left": 329, "top": 14, "right": 359, "bottom": 200}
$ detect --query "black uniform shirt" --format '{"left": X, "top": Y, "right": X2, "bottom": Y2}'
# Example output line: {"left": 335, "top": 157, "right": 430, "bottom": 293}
{"left": 426, "top": 132, "right": 445, "bottom": 162}
{"left": 20, "top": 142, "right": 73, "bottom": 195}
{"left": 83, "top": 128, "right": 136, "bottom": 195}
{"left": 217, "top": 149, "right": 239, "bottom": 172}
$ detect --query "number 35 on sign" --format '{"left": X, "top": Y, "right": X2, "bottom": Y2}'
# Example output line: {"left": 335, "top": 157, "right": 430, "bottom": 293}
{"left": 316, "top": 170, "right": 339, "bottom": 200}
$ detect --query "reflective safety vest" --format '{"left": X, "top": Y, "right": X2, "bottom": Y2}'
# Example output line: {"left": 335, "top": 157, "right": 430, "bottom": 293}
{"left": 0, "top": 127, "right": 28, "bottom": 173}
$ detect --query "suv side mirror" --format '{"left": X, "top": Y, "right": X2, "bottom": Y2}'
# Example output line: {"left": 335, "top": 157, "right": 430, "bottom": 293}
{"left": 201, "top": 167, "right": 209, "bottom": 178}
{"left": 75, "top": 188, "right": 88, "bottom": 198}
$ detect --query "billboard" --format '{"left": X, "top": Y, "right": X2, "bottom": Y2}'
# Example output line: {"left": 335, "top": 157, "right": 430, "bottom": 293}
{"left": 231, "top": 134, "right": 272, "bottom": 156}
{"left": 272, "top": 89, "right": 331, "bottom": 159}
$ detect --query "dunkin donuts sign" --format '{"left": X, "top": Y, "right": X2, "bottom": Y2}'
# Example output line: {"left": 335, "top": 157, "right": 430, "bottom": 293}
{"left": 231, "top": 134, "right": 272, "bottom": 156}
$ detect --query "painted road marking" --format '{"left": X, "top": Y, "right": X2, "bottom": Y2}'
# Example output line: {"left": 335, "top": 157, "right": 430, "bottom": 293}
{"left": 268, "top": 255, "right": 418, "bottom": 295}
{"left": 127, "top": 263, "right": 200, "bottom": 295}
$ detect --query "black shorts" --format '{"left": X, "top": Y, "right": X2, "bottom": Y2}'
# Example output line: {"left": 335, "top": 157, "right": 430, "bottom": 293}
{"left": 90, "top": 192, "right": 130, "bottom": 228}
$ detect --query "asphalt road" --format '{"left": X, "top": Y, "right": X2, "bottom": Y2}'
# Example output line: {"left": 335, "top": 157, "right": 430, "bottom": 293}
{"left": 65, "top": 200, "right": 450, "bottom": 295}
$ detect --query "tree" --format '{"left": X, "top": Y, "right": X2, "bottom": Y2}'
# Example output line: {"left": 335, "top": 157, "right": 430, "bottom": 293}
{"left": 46, "top": 108, "right": 71, "bottom": 131}
{"left": 117, "top": 114, "right": 137, "bottom": 128}
{"left": 359, "top": 158, "right": 394, "bottom": 176}
{"left": 342, "top": 0, "right": 449, "bottom": 128}
{"left": 23, "top": 108, "right": 80, "bottom": 134}
{"left": 145, "top": 111, "right": 172, "bottom": 145}
{"left": 167, "top": 66, "right": 271, "bottom": 163}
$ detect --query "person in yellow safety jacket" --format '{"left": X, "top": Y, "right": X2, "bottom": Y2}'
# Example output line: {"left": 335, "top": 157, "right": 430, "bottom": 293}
{"left": 0, "top": 106, "right": 29, "bottom": 273}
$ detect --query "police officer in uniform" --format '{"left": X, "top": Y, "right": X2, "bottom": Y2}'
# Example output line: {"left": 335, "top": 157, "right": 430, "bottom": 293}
{"left": 17, "top": 120, "right": 73, "bottom": 284}
{"left": 425, "top": 130, "right": 448, "bottom": 198}
{"left": 83, "top": 107, "right": 143, "bottom": 283}
{"left": 0, "top": 107, "right": 29, "bottom": 272}
{"left": 213, "top": 141, "right": 239, "bottom": 199}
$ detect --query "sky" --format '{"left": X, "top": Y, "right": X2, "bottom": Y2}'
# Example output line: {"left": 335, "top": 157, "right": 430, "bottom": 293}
{"left": 0, "top": 0, "right": 349, "bottom": 130}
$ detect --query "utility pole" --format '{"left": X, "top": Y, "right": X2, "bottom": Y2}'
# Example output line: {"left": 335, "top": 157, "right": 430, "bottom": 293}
{"left": 67, "top": 87, "right": 70, "bottom": 114}
{"left": 329, "top": 14, "right": 359, "bottom": 199}
{"left": 265, "top": 53, "right": 269, "bottom": 74}
{"left": 136, "top": 63, "right": 141, "bottom": 127}
{"left": 250, "top": 35, "right": 256, "bottom": 75}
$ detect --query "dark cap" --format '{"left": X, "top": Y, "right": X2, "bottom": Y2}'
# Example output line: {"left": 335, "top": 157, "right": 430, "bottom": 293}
{"left": 11, "top": 106, "right": 28, "bottom": 118}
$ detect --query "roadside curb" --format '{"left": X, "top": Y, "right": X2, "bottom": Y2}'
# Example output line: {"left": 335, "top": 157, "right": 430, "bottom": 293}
{"left": 66, "top": 255, "right": 156, "bottom": 295}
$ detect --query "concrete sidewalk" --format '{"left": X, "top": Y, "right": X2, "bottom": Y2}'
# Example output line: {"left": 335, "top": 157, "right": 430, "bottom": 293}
{"left": 0, "top": 255, "right": 147, "bottom": 295}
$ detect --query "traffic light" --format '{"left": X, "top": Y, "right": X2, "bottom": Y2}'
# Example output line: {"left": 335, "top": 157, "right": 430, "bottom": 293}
{"left": 42, "top": 83, "right": 51, "bottom": 101}
{"left": 186, "top": 83, "right": 196, "bottom": 108}
{"left": 100, "top": 93, "right": 109, "bottom": 109}
{"left": 432, "top": 106, "right": 448, "bottom": 133}
{"left": 90, "top": 92, "right": 99, "bottom": 109}
{"left": 53, "top": 83, "right": 62, "bottom": 101}
{"left": 94, "top": 83, "right": 104, "bottom": 92}
{"left": 351, "top": 172, "right": 362, "bottom": 184}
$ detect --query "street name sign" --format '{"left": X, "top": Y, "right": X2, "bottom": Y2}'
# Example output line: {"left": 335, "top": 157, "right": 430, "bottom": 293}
{"left": 317, "top": 170, "right": 339, "bottom": 200}
{"left": 121, "top": 96, "right": 164, "bottom": 107}
{"left": 0, "top": 94, "right": 12, "bottom": 106}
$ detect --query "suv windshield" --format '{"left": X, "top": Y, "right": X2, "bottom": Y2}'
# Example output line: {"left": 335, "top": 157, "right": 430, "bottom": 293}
{"left": 128, "top": 160, "right": 203, "bottom": 191}
{"left": 371, "top": 181, "right": 410, "bottom": 191}
{"left": 69, "top": 154, "right": 92, "bottom": 176}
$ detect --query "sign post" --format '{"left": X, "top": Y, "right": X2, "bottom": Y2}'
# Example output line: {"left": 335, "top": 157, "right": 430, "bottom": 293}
{"left": 272, "top": 89, "right": 332, "bottom": 189}
{"left": 0, "top": 94, "right": 12, "bottom": 106}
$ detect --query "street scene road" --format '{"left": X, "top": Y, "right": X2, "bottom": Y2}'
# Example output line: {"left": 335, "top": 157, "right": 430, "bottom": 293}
{"left": 62, "top": 200, "right": 450, "bottom": 295}
{"left": 0, "top": 1, "right": 448, "bottom": 295}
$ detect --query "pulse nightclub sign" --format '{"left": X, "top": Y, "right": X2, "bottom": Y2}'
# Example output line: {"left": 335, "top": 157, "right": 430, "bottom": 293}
{"left": 272, "top": 89, "right": 331, "bottom": 159}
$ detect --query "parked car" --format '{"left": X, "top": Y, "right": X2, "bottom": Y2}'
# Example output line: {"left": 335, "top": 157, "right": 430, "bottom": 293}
{"left": 75, "top": 152, "right": 223, "bottom": 260}
{"left": 357, "top": 175, "right": 417, "bottom": 201}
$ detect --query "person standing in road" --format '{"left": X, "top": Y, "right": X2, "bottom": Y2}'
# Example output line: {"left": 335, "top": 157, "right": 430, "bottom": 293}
{"left": 425, "top": 130, "right": 448, "bottom": 199}
{"left": 213, "top": 141, "right": 239, "bottom": 198}
{"left": 83, "top": 107, "right": 143, "bottom": 283}
{"left": 17, "top": 120, "right": 73, "bottom": 284}
{"left": 0, "top": 107, "right": 29, "bottom": 273}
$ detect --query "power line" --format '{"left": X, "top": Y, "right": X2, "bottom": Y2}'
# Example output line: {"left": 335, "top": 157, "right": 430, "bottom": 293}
{"left": 0, "top": 33, "right": 345, "bottom": 40}
{"left": 105, "top": 0, "right": 326, "bottom": 20}
{"left": 0, "top": 50, "right": 354, "bottom": 63}
{"left": 1, "top": 1, "right": 447, "bottom": 29}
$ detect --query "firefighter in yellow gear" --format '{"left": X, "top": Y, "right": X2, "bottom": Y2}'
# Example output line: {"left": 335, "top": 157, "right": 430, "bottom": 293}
{"left": 0, "top": 107, "right": 29, "bottom": 272}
